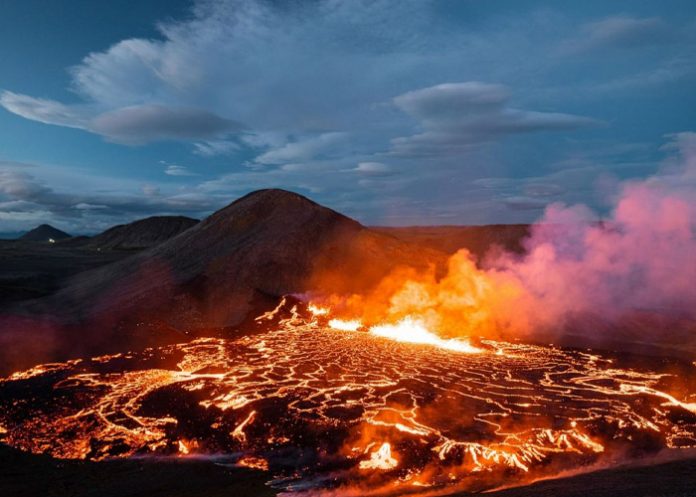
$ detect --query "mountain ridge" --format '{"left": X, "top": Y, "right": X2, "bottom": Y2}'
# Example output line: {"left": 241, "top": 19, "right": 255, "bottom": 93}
{"left": 87, "top": 215, "right": 198, "bottom": 250}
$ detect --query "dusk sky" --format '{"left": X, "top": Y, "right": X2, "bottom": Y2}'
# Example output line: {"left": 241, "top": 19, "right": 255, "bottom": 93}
{"left": 1, "top": 0, "right": 695, "bottom": 234}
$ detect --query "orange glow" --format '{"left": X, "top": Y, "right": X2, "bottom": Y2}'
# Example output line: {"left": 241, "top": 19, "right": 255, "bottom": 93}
{"left": 313, "top": 249, "right": 532, "bottom": 344}
{"left": 359, "top": 442, "right": 398, "bottom": 470}
{"left": 237, "top": 455, "right": 269, "bottom": 471}
{"left": 177, "top": 440, "right": 190, "bottom": 455}
{"left": 308, "top": 304, "right": 329, "bottom": 316}
{"left": 1, "top": 302, "right": 694, "bottom": 494}
{"left": 328, "top": 318, "right": 362, "bottom": 331}
{"left": 231, "top": 410, "right": 256, "bottom": 443}
{"left": 369, "top": 316, "right": 482, "bottom": 353}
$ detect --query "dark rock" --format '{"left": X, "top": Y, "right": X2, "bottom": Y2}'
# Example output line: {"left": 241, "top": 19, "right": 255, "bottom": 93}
{"left": 19, "top": 224, "right": 71, "bottom": 242}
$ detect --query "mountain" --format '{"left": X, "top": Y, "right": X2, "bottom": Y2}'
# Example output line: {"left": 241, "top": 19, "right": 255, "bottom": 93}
{"left": 87, "top": 216, "right": 198, "bottom": 250}
{"left": 19, "top": 224, "right": 71, "bottom": 242}
{"left": 5, "top": 190, "right": 443, "bottom": 366}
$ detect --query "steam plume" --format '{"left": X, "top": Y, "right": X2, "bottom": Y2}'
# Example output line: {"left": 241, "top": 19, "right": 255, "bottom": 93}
{"left": 492, "top": 132, "right": 696, "bottom": 327}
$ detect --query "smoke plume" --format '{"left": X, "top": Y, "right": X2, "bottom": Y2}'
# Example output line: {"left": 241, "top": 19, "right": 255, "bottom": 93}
{"left": 493, "top": 131, "right": 696, "bottom": 325}
{"left": 325, "top": 132, "right": 696, "bottom": 346}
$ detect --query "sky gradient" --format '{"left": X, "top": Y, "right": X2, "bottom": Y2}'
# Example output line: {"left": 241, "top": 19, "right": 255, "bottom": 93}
{"left": 1, "top": 0, "right": 695, "bottom": 234}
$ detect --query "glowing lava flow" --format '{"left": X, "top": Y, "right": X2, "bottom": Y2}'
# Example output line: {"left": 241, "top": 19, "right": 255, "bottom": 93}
{"left": 359, "top": 442, "right": 398, "bottom": 470}
{"left": 0, "top": 300, "right": 694, "bottom": 495}
{"left": 325, "top": 312, "right": 482, "bottom": 354}
{"left": 368, "top": 317, "right": 482, "bottom": 353}
{"left": 328, "top": 318, "right": 362, "bottom": 332}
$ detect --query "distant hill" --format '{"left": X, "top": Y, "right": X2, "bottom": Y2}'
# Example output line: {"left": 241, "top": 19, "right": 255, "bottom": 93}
{"left": 88, "top": 216, "right": 198, "bottom": 250}
{"left": 19, "top": 224, "right": 71, "bottom": 242}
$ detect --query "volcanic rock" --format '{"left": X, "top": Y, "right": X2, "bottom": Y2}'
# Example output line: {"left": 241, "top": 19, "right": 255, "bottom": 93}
{"left": 19, "top": 224, "right": 71, "bottom": 242}
{"left": 87, "top": 215, "right": 198, "bottom": 250}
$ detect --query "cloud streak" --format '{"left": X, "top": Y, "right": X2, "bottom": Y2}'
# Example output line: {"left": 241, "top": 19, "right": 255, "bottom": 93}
{"left": 0, "top": 92, "right": 239, "bottom": 144}
{"left": 390, "top": 83, "right": 598, "bottom": 156}
{"left": 560, "top": 16, "right": 669, "bottom": 54}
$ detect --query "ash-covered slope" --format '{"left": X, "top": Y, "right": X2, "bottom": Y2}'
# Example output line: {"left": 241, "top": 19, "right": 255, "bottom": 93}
{"left": 88, "top": 216, "right": 198, "bottom": 250}
{"left": 40, "top": 189, "right": 443, "bottom": 330}
{"left": 19, "top": 224, "right": 71, "bottom": 242}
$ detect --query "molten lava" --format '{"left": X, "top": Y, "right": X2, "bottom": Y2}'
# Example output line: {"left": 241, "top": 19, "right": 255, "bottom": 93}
{"left": 324, "top": 308, "right": 481, "bottom": 353}
{"left": 0, "top": 299, "right": 694, "bottom": 495}
{"left": 369, "top": 317, "right": 482, "bottom": 353}
{"left": 359, "top": 442, "right": 398, "bottom": 470}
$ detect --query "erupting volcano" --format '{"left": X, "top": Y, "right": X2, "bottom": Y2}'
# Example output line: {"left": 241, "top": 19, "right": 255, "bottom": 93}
{"left": 2, "top": 172, "right": 696, "bottom": 496}
{"left": 3, "top": 3, "right": 696, "bottom": 495}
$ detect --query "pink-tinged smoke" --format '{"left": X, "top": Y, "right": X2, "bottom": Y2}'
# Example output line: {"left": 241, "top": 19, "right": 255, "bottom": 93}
{"left": 491, "top": 132, "right": 696, "bottom": 329}
{"left": 313, "top": 135, "right": 695, "bottom": 348}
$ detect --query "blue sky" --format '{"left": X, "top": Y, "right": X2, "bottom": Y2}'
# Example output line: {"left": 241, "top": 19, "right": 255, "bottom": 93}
{"left": 1, "top": 0, "right": 695, "bottom": 233}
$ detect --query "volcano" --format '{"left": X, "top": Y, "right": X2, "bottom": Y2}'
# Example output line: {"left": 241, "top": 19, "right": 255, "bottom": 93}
{"left": 19, "top": 224, "right": 71, "bottom": 242}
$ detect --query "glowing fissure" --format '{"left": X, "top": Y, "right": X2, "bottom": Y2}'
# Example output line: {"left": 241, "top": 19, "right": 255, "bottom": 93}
{"left": 324, "top": 312, "right": 481, "bottom": 354}
{"left": 368, "top": 317, "right": 482, "bottom": 354}
{"left": 328, "top": 318, "right": 362, "bottom": 332}
{"left": 0, "top": 305, "right": 694, "bottom": 495}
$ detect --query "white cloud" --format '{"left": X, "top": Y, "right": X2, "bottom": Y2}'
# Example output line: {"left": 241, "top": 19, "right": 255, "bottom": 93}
{"left": 390, "top": 83, "right": 598, "bottom": 156}
{"left": 0, "top": 1, "right": 689, "bottom": 228}
{"left": 0, "top": 168, "right": 51, "bottom": 198}
{"left": 90, "top": 105, "right": 240, "bottom": 144}
{"left": 160, "top": 161, "right": 198, "bottom": 177}
{"left": 1, "top": 92, "right": 238, "bottom": 144}
{"left": 560, "top": 16, "right": 668, "bottom": 54}
{"left": 0, "top": 1, "right": 599, "bottom": 156}
{"left": 0, "top": 91, "right": 90, "bottom": 129}
{"left": 74, "top": 203, "right": 108, "bottom": 210}
{"left": 393, "top": 83, "right": 510, "bottom": 118}
{"left": 254, "top": 132, "right": 349, "bottom": 165}
{"left": 0, "top": 160, "right": 217, "bottom": 232}
{"left": 142, "top": 185, "right": 161, "bottom": 196}
{"left": 353, "top": 162, "right": 393, "bottom": 176}
{"left": 193, "top": 140, "right": 240, "bottom": 157}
